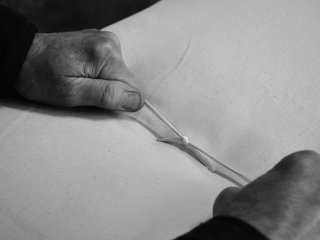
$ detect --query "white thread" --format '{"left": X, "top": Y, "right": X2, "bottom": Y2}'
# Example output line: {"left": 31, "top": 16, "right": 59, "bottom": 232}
{"left": 190, "top": 143, "right": 251, "bottom": 184}
{"left": 144, "top": 100, "right": 184, "bottom": 138}
{"left": 182, "top": 136, "right": 189, "bottom": 145}
{"left": 145, "top": 99, "right": 250, "bottom": 185}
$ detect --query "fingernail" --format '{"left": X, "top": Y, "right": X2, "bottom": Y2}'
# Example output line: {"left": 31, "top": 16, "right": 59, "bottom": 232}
{"left": 120, "top": 91, "right": 142, "bottom": 111}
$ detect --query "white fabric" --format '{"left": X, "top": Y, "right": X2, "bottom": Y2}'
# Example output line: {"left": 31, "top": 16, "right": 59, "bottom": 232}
{"left": 1, "top": 0, "right": 320, "bottom": 239}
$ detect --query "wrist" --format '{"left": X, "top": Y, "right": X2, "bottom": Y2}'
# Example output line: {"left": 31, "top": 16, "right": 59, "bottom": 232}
{"left": 24, "top": 33, "right": 45, "bottom": 63}
{"left": 14, "top": 33, "right": 45, "bottom": 96}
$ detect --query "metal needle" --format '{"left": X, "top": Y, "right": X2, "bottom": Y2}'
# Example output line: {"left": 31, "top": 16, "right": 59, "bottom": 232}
{"left": 144, "top": 99, "right": 250, "bottom": 185}
{"left": 144, "top": 100, "right": 185, "bottom": 139}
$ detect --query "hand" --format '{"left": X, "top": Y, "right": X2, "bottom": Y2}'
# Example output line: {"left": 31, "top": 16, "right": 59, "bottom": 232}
{"left": 15, "top": 29, "right": 144, "bottom": 111}
{"left": 214, "top": 151, "right": 320, "bottom": 240}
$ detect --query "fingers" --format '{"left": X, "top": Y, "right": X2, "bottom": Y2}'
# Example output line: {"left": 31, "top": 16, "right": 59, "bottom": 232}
{"left": 96, "top": 39, "right": 135, "bottom": 84}
{"left": 17, "top": 29, "right": 144, "bottom": 112}
{"left": 85, "top": 31, "right": 142, "bottom": 99}
{"left": 273, "top": 150, "right": 320, "bottom": 176}
{"left": 72, "top": 77, "right": 144, "bottom": 111}
{"left": 98, "top": 57, "right": 137, "bottom": 87}
{"left": 69, "top": 31, "right": 143, "bottom": 111}
{"left": 213, "top": 151, "right": 320, "bottom": 217}
{"left": 213, "top": 187, "right": 241, "bottom": 216}
{"left": 211, "top": 151, "right": 320, "bottom": 240}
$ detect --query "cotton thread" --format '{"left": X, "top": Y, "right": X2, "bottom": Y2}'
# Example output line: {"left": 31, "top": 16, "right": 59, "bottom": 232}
{"left": 144, "top": 100, "right": 250, "bottom": 186}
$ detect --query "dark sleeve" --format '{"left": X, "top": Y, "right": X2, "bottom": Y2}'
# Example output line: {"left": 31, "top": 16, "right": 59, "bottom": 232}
{"left": 0, "top": 4, "right": 37, "bottom": 95}
{"left": 174, "top": 216, "right": 269, "bottom": 240}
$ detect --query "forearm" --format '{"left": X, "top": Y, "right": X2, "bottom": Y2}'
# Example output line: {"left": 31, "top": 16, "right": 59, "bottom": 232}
{"left": 0, "top": 4, "right": 37, "bottom": 95}
{"left": 174, "top": 216, "right": 269, "bottom": 240}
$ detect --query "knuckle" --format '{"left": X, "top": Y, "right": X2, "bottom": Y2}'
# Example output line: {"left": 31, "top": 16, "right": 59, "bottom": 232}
{"left": 85, "top": 32, "right": 121, "bottom": 60}
{"left": 218, "top": 187, "right": 237, "bottom": 199}
{"left": 279, "top": 150, "right": 320, "bottom": 175}
{"left": 93, "top": 40, "right": 113, "bottom": 56}
{"left": 86, "top": 33, "right": 122, "bottom": 65}
{"left": 221, "top": 186, "right": 239, "bottom": 195}
{"left": 214, "top": 187, "right": 240, "bottom": 215}
{"left": 102, "top": 31, "right": 120, "bottom": 45}
{"left": 91, "top": 38, "right": 121, "bottom": 64}
{"left": 216, "top": 187, "right": 240, "bottom": 204}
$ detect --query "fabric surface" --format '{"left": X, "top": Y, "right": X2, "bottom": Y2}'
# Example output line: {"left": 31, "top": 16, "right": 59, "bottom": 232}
{"left": 1, "top": 0, "right": 320, "bottom": 239}
{"left": 0, "top": 4, "right": 37, "bottom": 94}
{"left": 104, "top": 0, "right": 320, "bottom": 178}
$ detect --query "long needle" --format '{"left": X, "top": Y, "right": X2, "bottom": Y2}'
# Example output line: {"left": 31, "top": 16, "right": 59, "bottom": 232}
{"left": 144, "top": 100, "right": 184, "bottom": 138}
{"left": 190, "top": 143, "right": 251, "bottom": 183}
{"left": 144, "top": 100, "right": 250, "bottom": 185}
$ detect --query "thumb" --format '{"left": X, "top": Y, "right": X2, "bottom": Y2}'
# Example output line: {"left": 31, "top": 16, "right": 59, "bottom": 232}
{"left": 213, "top": 187, "right": 241, "bottom": 216}
{"left": 74, "top": 77, "right": 144, "bottom": 111}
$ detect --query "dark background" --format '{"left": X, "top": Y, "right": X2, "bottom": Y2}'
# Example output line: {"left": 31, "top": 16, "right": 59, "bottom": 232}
{"left": 0, "top": 0, "right": 159, "bottom": 32}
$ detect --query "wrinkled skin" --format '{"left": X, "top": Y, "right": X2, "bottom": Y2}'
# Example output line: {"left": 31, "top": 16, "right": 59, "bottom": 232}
{"left": 15, "top": 29, "right": 144, "bottom": 111}
{"left": 214, "top": 150, "right": 320, "bottom": 240}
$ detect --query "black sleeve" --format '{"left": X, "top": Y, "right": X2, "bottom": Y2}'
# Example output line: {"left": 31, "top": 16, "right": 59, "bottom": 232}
{"left": 0, "top": 4, "right": 37, "bottom": 95}
{"left": 174, "top": 216, "right": 269, "bottom": 240}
